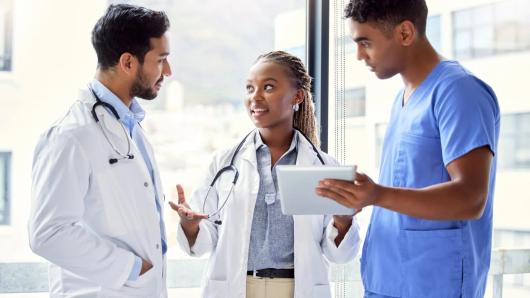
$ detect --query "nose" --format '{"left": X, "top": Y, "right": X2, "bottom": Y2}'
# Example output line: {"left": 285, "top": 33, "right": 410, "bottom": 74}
{"left": 163, "top": 60, "right": 172, "bottom": 77}
{"left": 356, "top": 45, "right": 366, "bottom": 61}
{"left": 249, "top": 88, "right": 264, "bottom": 102}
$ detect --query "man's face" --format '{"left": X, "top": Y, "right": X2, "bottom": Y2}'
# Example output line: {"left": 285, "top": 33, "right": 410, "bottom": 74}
{"left": 348, "top": 19, "right": 403, "bottom": 80}
{"left": 131, "top": 33, "right": 172, "bottom": 100}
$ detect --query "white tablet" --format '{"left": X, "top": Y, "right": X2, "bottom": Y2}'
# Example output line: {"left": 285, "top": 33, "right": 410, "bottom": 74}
{"left": 276, "top": 165, "right": 357, "bottom": 215}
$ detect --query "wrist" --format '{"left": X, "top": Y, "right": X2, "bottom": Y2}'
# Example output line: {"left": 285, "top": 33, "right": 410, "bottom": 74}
{"left": 181, "top": 221, "right": 200, "bottom": 236}
{"left": 373, "top": 184, "right": 388, "bottom": 207}
{"left": 333, "top": 216, "right": 352, "bottom": 231}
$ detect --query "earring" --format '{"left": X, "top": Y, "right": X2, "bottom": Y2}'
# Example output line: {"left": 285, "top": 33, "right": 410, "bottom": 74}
{"left": 293, "top": 103, "right": 299, "bottom": 112}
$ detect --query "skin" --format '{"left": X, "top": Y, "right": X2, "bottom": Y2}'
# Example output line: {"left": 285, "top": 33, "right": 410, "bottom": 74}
{"left": 95, "top": 33, "right": 172, "bottom": 275}
{"left": 170, "top": 61, "right": 353, "bottom": 249}
{"left": 316, "top": 19, "right": 493, "bottom": 221}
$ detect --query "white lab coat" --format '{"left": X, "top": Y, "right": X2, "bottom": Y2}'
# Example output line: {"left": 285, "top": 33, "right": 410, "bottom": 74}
{"left": 176, "top": 130, "right": 360, "bottom": 298}
{"left": 29, "top": 88, "right": 167, "bottom": 298}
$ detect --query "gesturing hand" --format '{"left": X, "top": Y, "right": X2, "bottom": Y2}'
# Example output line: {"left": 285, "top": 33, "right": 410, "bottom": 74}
{"left": 168, "top": 184, "right": 208, "bottom": 225}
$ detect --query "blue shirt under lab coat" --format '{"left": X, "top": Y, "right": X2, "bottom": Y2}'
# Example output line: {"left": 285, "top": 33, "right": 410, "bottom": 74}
{"left": 361, "top": 61, "right": 500, "bottom": 298}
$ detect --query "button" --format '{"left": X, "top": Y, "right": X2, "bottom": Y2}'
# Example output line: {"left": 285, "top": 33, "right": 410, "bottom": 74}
{"left": 156, "top": 244, "right": 160, "bottom": 249}
{"left": 265, "top": 193, "right": 276, "bottom": 205}
{"left": 144, "top": 182, "right": 149, "bottom": 187}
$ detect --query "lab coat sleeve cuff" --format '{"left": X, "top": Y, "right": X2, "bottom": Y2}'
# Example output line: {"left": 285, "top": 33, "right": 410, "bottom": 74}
{"left": 127, "top": 255, "right": 142, "bottom": 281}
{"left": 322, "top": 217, "right": 361, "bottom": 263}
{"left": 176, "top": 221, "right": 213, "bottom": 257}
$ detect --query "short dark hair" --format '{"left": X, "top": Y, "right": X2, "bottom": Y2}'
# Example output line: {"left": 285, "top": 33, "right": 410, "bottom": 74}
{"left": 92, "top": 4, "right": 170, "bottom": 69}
{"left": 344, "top": 0, "right": 428, "bottom": 36}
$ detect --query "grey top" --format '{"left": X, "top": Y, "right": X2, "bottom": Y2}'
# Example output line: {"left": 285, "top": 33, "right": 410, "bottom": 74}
{"left": 247, "top": 132, "right": 298, "bottom": 271}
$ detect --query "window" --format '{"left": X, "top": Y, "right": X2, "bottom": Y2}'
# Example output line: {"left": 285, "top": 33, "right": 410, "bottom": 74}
{"left": 426, "top": 14, "right": 442, "bottom": 53}
{"left": 0, "top": 152, "right": 10, "bottom": 225}
{"left": 499, "top": 112, "right": 530, "bottom": 169}
{"left": 343, "top": 88, "right": 365, "bottom": 118}
{"left": 0, "top": 0, "right": 13, "bottom": 72}
{"left": 374, "top": 123, "right": 388, "bottom": 169}
{"left": 453, "top": 0, "right": 530, "bottom": 59}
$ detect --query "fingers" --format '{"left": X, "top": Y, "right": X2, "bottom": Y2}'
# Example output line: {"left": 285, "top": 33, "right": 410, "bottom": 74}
{"left": 315, "top": 186, "right": 356, "bottom": 209}
{"left": 176, "top": 184, "right": 186, "bottom": 204}
{"left": 168, "top": 201, "right": 208, "bottom": 221}
{"left": 318, "top": 179, "right": 356, "bottom": 197}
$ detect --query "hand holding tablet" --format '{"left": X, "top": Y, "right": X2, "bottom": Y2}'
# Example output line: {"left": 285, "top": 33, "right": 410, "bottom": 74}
{"left": 276, "top": 165, "right": 357, "bottom": 215}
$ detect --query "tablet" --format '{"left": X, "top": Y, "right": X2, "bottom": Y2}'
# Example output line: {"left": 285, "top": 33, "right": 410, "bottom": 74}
{"left": 276, "top": 165, "right": 357, "bottom": 215}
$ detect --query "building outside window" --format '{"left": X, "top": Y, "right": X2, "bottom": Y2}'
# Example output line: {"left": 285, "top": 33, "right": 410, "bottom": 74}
{"left": 498, "top": 112, "right": 530, "bottom": 169}
{"left": 453, "top": 0, "right": 530, "bottom": 60}
{"left": 0, "top": 0, "right": 13, "bottom": 72}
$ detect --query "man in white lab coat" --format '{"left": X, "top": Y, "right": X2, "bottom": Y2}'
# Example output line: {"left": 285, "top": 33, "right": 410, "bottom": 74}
{"left": 28, "top": 4, "right": 172, "bottom": 297}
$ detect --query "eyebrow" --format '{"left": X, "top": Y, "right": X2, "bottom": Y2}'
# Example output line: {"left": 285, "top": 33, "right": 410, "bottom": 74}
{"left": 353, "top": 37, "right": 369, "bottom": 43}
{"left": 246, "top": 77, "right": 279, "bottom": 84}
{"left": 159, "top": 52, "right": 170, "bottom": 57}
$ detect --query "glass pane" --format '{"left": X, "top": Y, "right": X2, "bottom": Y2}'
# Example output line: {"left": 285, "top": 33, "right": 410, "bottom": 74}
{"left": 453, "top": 9, "right": 472, "bottom": 29}
{"left": 0, "top": 154, "right": 5, "bottom": 224}
{"left": 344, "top": 88, "right": 365, "bottom": 117}
{"left": 473, "top": 26, "right": 495, "bottom": 57}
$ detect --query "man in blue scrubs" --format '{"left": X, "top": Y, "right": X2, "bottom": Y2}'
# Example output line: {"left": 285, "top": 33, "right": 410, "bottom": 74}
{"left": 316, "top": 0, "right": 500, "bottom": 297}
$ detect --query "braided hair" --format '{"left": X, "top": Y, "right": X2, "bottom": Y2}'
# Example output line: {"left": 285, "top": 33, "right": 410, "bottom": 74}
{"left": 255, "top": 50, "right": 320, "bottom": 148}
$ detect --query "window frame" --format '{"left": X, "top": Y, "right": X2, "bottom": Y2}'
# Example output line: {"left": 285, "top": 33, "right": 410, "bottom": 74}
{"left": 0, "top": 151, "right": 11, "bottom": 225}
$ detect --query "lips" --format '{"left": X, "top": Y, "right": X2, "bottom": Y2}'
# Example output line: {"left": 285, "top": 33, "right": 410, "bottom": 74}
{"left": 250, "top": 107, "right": 269, "bottom": 117}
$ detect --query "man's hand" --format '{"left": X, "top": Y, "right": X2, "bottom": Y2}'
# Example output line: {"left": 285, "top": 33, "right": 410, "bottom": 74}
{"left": 316, "top": 172, "right": 380, "bottom": 210}
{"left": 139, "top": 259, "right": 152, "bottom": 276}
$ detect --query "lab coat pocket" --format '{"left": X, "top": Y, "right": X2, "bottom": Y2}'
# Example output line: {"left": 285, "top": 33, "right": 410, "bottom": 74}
{"left": 203, "top": 279, "right": 228, "bottom": 297}
{"left": 402, "top": 228, "right": 463, "bottom": 298}
{"left": 312, "top": 284, "right": 332, "bottom": 298}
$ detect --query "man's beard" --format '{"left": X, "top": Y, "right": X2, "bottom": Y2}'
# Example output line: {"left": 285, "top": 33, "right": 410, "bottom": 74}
{"left": 130, "top": 68, "right": 159, "bottom": 100}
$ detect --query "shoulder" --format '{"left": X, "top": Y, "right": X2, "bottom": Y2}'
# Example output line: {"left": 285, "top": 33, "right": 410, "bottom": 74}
{"left": 435, "top": 61, "right": 495, "bottom": 96}
{"left": 433, "top": 61, "right": 498, "bottom": 111}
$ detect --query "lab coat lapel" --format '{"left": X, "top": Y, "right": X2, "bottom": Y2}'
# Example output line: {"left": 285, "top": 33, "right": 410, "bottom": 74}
{"left": 295, "top": 132, "right": 320, "bottom": 166}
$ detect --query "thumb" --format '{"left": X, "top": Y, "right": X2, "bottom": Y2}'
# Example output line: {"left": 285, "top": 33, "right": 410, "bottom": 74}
{"left": 354, "top": 172, "right": 369, "bottom": 183}
{"left": 176, "top": 184, "right": 186, "bottom": 204}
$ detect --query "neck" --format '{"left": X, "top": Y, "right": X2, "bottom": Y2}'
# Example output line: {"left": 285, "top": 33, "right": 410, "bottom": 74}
{"left": 400, "top": 39, "right": 442, "bottom": 95}
{"left": 258, "top": 124, "right": 295, "bottom": 150}
{"left": 95, "top": 69, "right": 133, "bottom": 107}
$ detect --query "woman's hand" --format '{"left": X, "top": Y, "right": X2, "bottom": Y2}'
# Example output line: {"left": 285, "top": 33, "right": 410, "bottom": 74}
{"left": 168, "top": 184, "right": 208, "bottom": 243}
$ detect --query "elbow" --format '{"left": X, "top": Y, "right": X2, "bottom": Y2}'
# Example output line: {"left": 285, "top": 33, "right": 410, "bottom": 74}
{"left": 464, "top": 190, "right": 489, "bottom": 220}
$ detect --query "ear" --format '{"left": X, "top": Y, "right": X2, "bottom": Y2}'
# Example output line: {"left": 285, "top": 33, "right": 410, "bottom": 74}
{"left": 117, "top": 52, "right": 139, "bottom": 76}
{"left": 395, "top": 20, "right": 416, "bottom": 46}
{"left": 293, "top": 89, "right": 305, "bottom": 105}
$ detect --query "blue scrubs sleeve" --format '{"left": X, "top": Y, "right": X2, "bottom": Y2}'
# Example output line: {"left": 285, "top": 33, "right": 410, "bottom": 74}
{"left": 434, "top": 76, "right": 499, "bottom": 166}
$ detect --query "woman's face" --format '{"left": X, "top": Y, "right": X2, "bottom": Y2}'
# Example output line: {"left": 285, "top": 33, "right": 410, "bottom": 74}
{"left": 245, "top": 61, "right": 300, "bottom": 130}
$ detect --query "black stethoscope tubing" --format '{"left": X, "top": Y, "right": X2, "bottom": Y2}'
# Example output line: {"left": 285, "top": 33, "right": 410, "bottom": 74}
{"left": 89, "top": 87, "right": 135, "bottom": 164}
{"left": 203, "top": 128, "right": 325, "bottom": 225}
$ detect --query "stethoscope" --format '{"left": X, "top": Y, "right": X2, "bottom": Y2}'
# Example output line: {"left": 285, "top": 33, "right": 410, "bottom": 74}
{"left": 89, "top": 87, "right": 135, "bottom": 165}
{"left": 202, "top": 128, "right": 325, "bottom": 225}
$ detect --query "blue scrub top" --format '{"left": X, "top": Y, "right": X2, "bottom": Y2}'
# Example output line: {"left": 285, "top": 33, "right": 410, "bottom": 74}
{"left": 361, "top": 61, "right": 500, "bottom": 298}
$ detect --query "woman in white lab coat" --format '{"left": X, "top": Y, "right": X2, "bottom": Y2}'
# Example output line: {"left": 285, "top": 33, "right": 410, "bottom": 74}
{"left": 170, "top": 51, "right": 360, "bottom": 298}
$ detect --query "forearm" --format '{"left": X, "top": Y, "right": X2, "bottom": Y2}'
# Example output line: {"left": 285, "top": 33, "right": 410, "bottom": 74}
{"left": 333, "top": 216, "right": 353, "bottom": 246}
{"left": 376, "top": 180, "right": 487, "bottom": 220}
{"left": 180, "top": 222, "right": 200, "bottom": 247}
